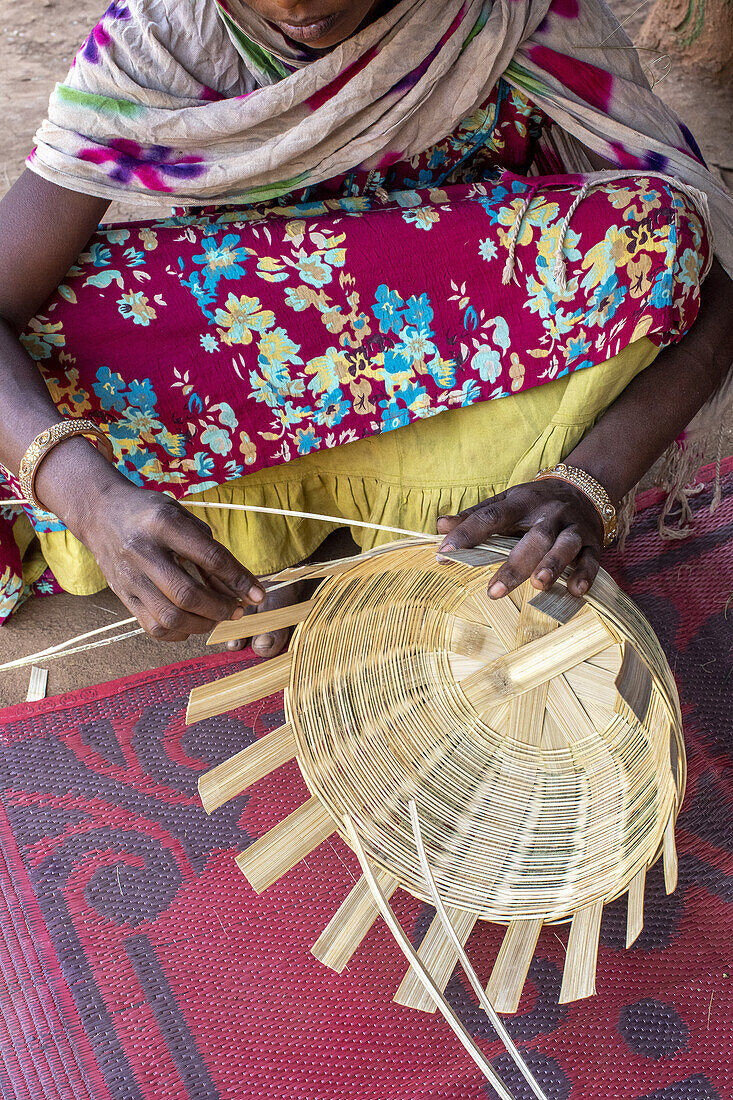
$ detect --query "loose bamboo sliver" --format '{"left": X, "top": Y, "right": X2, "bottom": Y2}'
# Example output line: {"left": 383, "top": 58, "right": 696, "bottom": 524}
{"left": 559, "top": 900, "right": 604, "bottom": 1003}
{"left": 394, "top": 908, "right": 478, "bottom": 1012}
{"left": 198, "top": 722, "right": 296, "bottom": 813}
{"left": 344, "top": 816, "right": 520, "bottom": 1100}
{"left": 312, "top": 868, "right": 398, "bottom": 972}
{"left": 486, "top": 919, "right": 543, "bottom": 1014}
{"left": 663, "top": 812, "right": 678, "bottom": 894}
{"left": 186, "top": 652, "right": 292, "bottom": 724}
{"left": 236, "top": 796, "right": 335, "bottom": 894}
{"left": 207, "top": 599, "right": 316, "bottom": 645}
{"left": 626, "top": 865, "right": 646, "bottom": 947}
{"left": 407, "top": 802, "right": 549, "bottom": 1100}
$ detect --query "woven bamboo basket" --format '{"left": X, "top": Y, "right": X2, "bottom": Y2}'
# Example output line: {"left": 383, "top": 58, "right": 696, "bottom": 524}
{"left": 189, "top": 536, "right": 685, "bottom": 1014}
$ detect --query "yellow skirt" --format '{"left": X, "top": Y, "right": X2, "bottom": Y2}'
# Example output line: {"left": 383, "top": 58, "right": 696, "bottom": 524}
{"left": 35, "top": 337, "right": 658, "bottom": 592}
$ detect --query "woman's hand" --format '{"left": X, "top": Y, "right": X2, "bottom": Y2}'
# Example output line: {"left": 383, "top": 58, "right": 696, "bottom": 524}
{"left": 33, "top": 439, "right": 266, "bottom": 642}
{"left": 437, "top": 479, "right": 605, "bottom": 599}
{"left": 74, "top": 481, "right": 265, "bottom": 641}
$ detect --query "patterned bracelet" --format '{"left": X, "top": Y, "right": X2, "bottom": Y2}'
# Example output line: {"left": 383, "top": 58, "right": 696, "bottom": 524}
{"left": 533, "top": 463, "right": 618, "bottom": 547}
{"left": 18, "top": 420, "right": 113, "bottom": 511}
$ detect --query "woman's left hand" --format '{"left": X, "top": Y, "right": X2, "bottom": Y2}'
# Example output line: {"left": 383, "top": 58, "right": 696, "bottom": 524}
{"left": 436, "top": 478, "right": 606, "bottom": 599}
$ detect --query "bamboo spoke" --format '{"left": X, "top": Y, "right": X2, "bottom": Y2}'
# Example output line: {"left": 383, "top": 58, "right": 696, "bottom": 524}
{"left": 663, "top": 813, "right": 678, "bottom": 894}
{"left": 207, "top": 600, "right": 316, "bottom": 645}
{"left": 394, "top": 908, "right": 478, "bottom": 1012}
{"left": 616, "top": 644, "right": 653, "bottom": 724}
{"left": 198, "top": 723, "right": 296, "bottom": 813}
{"left": 186, "top": 652, "right": 292, "bottom": 725}
{"left": 529, "top": 585, "right": 584, "bottom": 624}
{"left": 559, "top": 900, "right": 603, "bottom": 1003}
{"left": 486, "top": 919, "right": 543, "bottom": 1014}
{"left": 236, "top": 796, "right": 335, "bottom": 894}
{"left": 626, "top": 866, "right": 646, "bottom": 947}
{"left": 312, "top": 869, "right": 398, "bottom": 972}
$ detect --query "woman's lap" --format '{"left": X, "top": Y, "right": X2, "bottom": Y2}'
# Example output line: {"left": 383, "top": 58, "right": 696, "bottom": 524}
{"left": 35, "top": 335, "right": 659, "bottom": 589}
{"left": 0, "top": 171, "right": 710, "bottom": 617}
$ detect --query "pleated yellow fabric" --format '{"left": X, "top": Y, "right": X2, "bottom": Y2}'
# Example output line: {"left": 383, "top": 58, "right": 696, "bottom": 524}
{"left": 35, "top": 338, "right": 658, "bottom": 592}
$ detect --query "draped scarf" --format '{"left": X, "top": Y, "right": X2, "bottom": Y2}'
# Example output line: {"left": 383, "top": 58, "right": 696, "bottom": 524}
{"left": 28, "top": 0, "right": 732, "bottom": 277}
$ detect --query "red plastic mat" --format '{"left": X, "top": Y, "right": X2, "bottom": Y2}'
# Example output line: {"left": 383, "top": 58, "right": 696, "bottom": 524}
{"left": 1, "top": 460, "right": 731, "bottom": 1100}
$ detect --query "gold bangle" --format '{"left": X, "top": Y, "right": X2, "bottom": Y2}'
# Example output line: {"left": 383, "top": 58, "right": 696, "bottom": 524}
{"left": 18, "top": 420, "right": 113, "bottom": 511}
{"left": 533, "top": 463, "right": 617, "bottom": 547}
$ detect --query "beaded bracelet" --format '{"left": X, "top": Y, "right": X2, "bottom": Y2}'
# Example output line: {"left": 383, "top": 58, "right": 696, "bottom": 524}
{"left": 533, "top": 463, "right": 617, "bottom": 547}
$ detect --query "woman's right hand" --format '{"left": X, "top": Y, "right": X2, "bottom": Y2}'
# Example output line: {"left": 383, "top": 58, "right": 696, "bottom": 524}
{"left": 37, "top": 439, "right": 265, "bottom": 641}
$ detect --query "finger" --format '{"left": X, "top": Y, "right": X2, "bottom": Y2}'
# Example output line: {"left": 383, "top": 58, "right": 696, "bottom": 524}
{"left": 487, "top": 522, "right": 558, "bottom": 597}
{"left": 567, "top": 546, "right": 602, "bottom": 597}
{"left": 154, "top": 506, "right": 265, "bottom": 605}
{"left": 438, "top": 497, "right": 520, "bottom": 552}
{"left": 127, "top": 577, "right": 224, "bottom": 638}
{"left": 124, "top": 593, "right": 193, "bottom": 642}
{"left": 150, "top": 553, "right": 247, "bottom": 623}
{"left": 436, "top": 492, "right": 511, "bottom": 536}
{"left": 530, "top": 527, "right": 584, "bottom": 591}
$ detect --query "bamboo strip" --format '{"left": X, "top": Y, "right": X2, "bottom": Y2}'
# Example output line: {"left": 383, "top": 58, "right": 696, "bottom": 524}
{"left": 182, "top": 498, "right": 426, "bottom": 539}
{"left": 616, "top": 644, "right": 653, "bottom": 724}
{"left": 344, "top": 816, "right": 521, "bottom": 1100}
{"left": 394, "top": 908, "right": 478, "bottom": 1012}
{"left": 236, "top": 796, "right": 335, "bottom": 894}
{"left": 663, "top": 813, "right": 678, "bottom": 894}
{"left": 437, "top": 548, "right": 504, "bottom": 568}
{"left": 25, "top": 666, "right": 48, "bottom": 702}
{"left": 0, "top": 616, "right": 138, "bottom": 672}
{"left": 559, "top": 900, "right": 604, "bottom": 1003}
{"left": 207, "top": 599, "right": 316, "bottom": 645}
{"left": 312, "top": 868, "right": 398, "bottom": 972}
{"left": 449, "top": 617, "right": 506, "bottom": 663}
{"left": 461, "top": 614, "right": 613, "bottom": 710}
{"left": 486, "top": 919, "right": 543, "bottom": 1014}
{"left": 508, "top": 590, "right": 557, "bottom": 747}
{"left": 198, "top": 723, "right": 296, "bottom": 813}
{"left": 529, "top": 586, "right": 585, "bottom": 624}
{"left": 186, "top": 652, "right": 292, "bottom": 725}
{"left": 563, "top": 661, "right": 618, "bottom": 710}
{"left": 407, "top": 802, "right": 548, "bottom": 1100}
{"left": 626, "top": 865, "right": 646, "bottom": 947}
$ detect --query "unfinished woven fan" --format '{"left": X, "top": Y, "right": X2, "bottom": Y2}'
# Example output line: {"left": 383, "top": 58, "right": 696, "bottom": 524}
{"left": 189, "top": 535, "right": 685, "bottom": 1017}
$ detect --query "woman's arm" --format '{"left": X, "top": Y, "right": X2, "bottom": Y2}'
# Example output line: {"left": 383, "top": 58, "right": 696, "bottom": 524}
{"left": 437, "top": 258, "right": 733, "bottom": 596}
{"left": 0, "top": 170, "right": 264, "bottom": 638}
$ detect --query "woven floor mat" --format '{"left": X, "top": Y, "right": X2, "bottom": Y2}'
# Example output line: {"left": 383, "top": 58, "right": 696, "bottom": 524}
{"left": 0, "top": 459, "right": 731, "bottom": 1100}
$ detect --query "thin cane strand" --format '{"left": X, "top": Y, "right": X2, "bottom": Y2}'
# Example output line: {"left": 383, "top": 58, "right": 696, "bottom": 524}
{"left": 0, "top": 617, "right": 139, "bottom": 672}
{"left": 408, "top": 801, "right": 550, "bottom": 1100}
{"left": 0, "top": 497, "right": 426, "bottom": 540}
{"left": 343, "top": 815, "right": 518, "bottom": 1100}
{"left": 0, "top": 628, "right": 147, "bottom": 672}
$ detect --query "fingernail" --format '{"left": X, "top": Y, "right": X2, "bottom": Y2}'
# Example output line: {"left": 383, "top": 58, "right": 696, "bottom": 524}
{"left": 489, "top": 581, "right": 507, "bottom": 598}
{"left": 231, "top": 606, "right": 245, "bottom": 620}
{"left": 438, "top": 541, "right": 455, "bottom": 554}
{"left": 536, "top": 569, "right": 552, "bottom": 587}
{"left": 248, "top": 584, "right": 266, "bottom": 603}
{"left": 576, "top": 580, "right": 589, "bottom": 595}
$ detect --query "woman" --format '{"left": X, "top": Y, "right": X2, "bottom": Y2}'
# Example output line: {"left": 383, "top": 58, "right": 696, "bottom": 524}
{"left": 0, "top": 0, "right": 731, "bottom": 657}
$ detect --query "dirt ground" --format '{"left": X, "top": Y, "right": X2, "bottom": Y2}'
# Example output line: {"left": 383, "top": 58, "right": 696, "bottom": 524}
{"left": 0, "top": 0, "right": 731, "bottom": 706}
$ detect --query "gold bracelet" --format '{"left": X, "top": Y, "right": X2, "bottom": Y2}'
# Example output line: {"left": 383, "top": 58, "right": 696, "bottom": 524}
{"left": 18, "top": 420, "right": 113, "bottom": 511}
{"left": 533, "top": 462, "right": 617, "bottom": 547}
